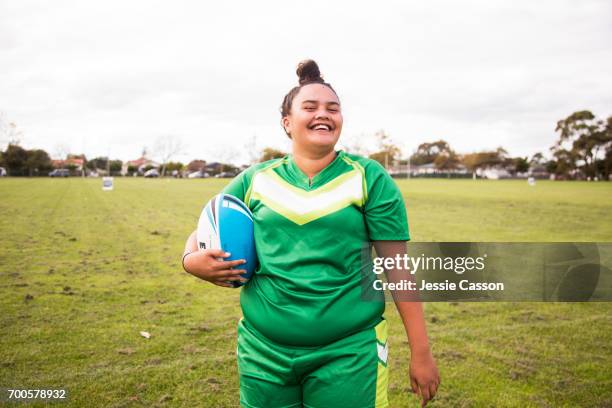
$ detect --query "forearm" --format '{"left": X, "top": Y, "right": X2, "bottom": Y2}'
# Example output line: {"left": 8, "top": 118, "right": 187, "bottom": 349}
{"left": 394, "top": 300, "right": 430, "bottom": 356}
{"left": 373, "top": 241, "right": 431, "bottom": 355}
{"left": 184, "top": 230, "right": 198, "bottom": 253}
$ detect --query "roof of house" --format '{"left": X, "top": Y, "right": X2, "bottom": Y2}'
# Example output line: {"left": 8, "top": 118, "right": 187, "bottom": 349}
{"left": 127, "top": 157, "right": 159, "bottom": 167}
{"left": 52, "top": 158, "right": 84, "bottom": 168}
{"left": 127, "top": 157, "right": 149, "bottom": 167}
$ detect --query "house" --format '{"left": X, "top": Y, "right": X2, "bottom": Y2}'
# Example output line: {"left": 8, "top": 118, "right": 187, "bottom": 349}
{"left": 529, "top": 164, "right": 550, "bottom": 179}
{"left": 52, "top": 154, "right": 86, "bottom": 171}
{"left": 406, "top": 163, "right": 469, "bottom": 178}
{"left": 121, "top": 156, "right": 160, "bottom": 175}
{"left": 205, "top": 162, "right": 224, "bottom": 174}
{"left": 477, "top": 167, "right": 512, "bottom": 180}
{"left": 411, "top": 163, "right": 438, "bottom": 175}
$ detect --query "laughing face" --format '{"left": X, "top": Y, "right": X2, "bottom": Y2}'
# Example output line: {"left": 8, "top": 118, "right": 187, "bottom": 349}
{"left": 282, "top": 83, "right": 343, "bottom": 153}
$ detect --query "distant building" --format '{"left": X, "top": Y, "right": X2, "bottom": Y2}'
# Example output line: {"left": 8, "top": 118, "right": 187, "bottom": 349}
{"left": 405, "top": 163, "right": 469, "bottom": 178}
{"left": 121, "top": 156, "right": 160, "bottom": 175}
{"left": 186, "top": 160, "right": 207, "bottom": 172}
{"left": 410, "top": 163, "right": 439, "bottom": 176}
{"left": 477, "top": 167, "right": 512, "bottom": 180}
{"left": 205, "top": 162, "right": 223, "bottom": 173}
{"left": 52, "top": 154, "right": 86, "bottom": 171}
{"left": 528, "top": 164, "right": 550, "bottom": 179}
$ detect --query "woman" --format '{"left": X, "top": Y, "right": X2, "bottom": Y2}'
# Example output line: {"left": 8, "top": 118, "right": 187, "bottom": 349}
{"left": 182, "top": 60, "right": 439, "bottom": 407}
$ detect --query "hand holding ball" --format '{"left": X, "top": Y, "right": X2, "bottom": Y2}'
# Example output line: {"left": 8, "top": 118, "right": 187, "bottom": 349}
{"left": 195, "top": 194, "right": 257, "bottom": 287}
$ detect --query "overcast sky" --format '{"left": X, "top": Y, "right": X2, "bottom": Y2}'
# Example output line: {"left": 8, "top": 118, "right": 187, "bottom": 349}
{"left": 1, "top": 0, "right": 611, "bottom": 164}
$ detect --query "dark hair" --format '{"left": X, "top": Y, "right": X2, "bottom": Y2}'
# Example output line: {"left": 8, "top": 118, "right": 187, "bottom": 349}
{"left": 280, "top": 59, "right": 338, "bottom": 120}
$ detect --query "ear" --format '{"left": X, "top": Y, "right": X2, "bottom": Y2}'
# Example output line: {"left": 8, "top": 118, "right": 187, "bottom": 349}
{"left": 281, "top": 116, "right": 292, "bottom": 136}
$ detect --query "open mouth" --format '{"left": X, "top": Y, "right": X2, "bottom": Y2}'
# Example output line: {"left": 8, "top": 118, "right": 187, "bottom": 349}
{"left": 309, "top": 123, "right": 333, "bottom": 131}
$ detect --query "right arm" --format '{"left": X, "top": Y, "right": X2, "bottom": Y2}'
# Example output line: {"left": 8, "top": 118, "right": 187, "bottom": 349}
{"left": 182, "top": 229, "right": 247, "bottom": 288}
{"left": 184, "top": 168, "right": 252, "bottom": 287}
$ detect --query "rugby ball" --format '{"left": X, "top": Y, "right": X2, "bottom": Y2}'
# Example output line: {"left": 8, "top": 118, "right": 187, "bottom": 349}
{"left": 197, "top": 194, "right": 257, "bottom": 287}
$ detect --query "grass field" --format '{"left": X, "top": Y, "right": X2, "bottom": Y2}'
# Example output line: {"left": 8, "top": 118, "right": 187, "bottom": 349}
{"left": 1, "top": 178, "right": 611, "bottom": 407}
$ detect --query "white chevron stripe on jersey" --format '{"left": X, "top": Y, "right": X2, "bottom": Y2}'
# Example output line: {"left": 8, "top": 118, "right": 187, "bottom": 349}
{"left": 249, "top": 168, "right": 364, "bottom": 225}
{"left": 377, "top": 341, "right": 389, "bottom": 365}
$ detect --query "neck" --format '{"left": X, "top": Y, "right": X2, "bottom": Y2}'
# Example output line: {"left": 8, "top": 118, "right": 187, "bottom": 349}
{"left": 292, "top": 148, "right": 337, "bottom": 179}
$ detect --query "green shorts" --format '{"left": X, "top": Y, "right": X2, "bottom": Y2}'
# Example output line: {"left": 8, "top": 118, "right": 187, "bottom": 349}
{"left": 237, "top": 318, "right": 389, "bottom": 408}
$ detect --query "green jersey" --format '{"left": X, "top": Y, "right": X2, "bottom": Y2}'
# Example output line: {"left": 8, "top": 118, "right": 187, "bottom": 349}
{"left": 223, "top": 151, "right": 409, "bottom": 347}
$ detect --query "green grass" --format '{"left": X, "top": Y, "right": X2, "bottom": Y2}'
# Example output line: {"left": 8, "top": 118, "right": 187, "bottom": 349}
{"left": 0, "top": 178, "right": 611, "bottom": 407}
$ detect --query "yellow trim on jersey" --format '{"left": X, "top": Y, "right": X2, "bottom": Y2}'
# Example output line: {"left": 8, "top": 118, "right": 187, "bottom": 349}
{"left": 375, "top": 319, "right": 389, "bottom": 407}
{"left": 249, "top": 166, "right": 365, "bottom": 226}
{"left": 244, "top": 158, "right": 287, "bottom": 206}
{"left": 341, "top": 155, "right": 369, "bottom": 203}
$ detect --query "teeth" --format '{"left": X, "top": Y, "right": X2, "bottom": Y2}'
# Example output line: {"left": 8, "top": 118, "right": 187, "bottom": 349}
{"left": 313, "top": 124, "right": 330, "bottom": 130}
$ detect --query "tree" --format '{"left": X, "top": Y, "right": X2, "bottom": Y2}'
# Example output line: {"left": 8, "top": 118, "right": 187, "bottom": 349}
{"left": 410, "top": 140, "right": 452, "bottom": 166}
{"left": 594, "top": 154, "right": 611, "bottom": 180}
{"left": 553, "top": 111, "right": 612, "bottom": 179}
{"left": 25, "top": 149, "right": 52, "bottom": 176}
{"left": 433, "top": 150, "right": 461, "bottom": 173}
{"left": 530, "top": 152, "right": 546, "bottom": 166}
{"left": 187, "top": 160, "right": 206, "bottom": 172}
{"left": 545, "top": 160, "right": 558, "bottom": 175}
{"left": 600, "top": 117, "right": 612, "bottom": 179}
{"left": 109, "top": 160, "right": 123, "bottom": 175}
{"left": 511, "top": 157, "right": 530, "bottom": 175}
{"left": 548, "top": 148, "right": 577, "bottom": 179}
{"left": 3, "top": 144, "right": 28, "bottom": 176}
{"left": 66, "top": 163, "right": 78, "bottom": 175}
{"left": 165, "top": 161, "right": 184, "bottom": 173}
{"left": 221, "top": 163, "right": 239, "bottom": 175}
{"left": 369, "top": 130, "right": 400, "bottom": 169}
{"left": 462, "top": 153, "right": 481, "bottom": 175}
{"left": 87, "top": 157, "right": 109, "bottom": 171}
{"left": 260, "top": 148, "right": 286, "bottom": 162}
{"left": 461, "top": 147, "right": 508, "bottom": 177}
{"left": 154, "top": 136, "right": 184, "bottom": 177}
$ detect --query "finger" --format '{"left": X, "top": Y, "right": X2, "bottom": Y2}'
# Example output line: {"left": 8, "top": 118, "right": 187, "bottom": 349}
{"left": 218, "top": 259, "right": 247, "bottom": 269}
{"left": 429, "top": 381, "right": 437, "bottom": 400}
{"left": 410, "top": 377, "right": 419, "bottom": 394}
{"left": 209, "top": 258, "right": 245, "bottom": 271}
{"left": 187, "top": 251, "right": 225, "bottom": 269}
{"left": 221, "top": 275, "right": 248, "bottom": 283}
{"left": 420, "top": 385, "right": 430, "bottom": 407}
{"left": 206, "top": 249, "right": 232, "bottom": 258}
{"left": 214, "top": 269, "right": 247, "bottom": 278}
{"left": 212, "top": 281, "right": 234, "bottom": 288}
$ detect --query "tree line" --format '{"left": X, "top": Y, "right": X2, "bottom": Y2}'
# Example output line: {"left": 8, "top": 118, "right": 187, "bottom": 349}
{"left": 371, "top": 110, "right": 611, "bottom": 180}
{"left": 1, "top": 110, "right": 610, "bottom": 180}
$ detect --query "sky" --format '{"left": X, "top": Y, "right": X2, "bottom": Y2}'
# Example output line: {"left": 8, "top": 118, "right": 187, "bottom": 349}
{"left": 1, "top": 0, "right": 611, "bottom": 165}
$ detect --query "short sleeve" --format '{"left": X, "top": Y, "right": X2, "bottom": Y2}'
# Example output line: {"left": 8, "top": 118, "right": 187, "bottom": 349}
{"left": 364, "top": 161, "right": 410, "bottom": 241}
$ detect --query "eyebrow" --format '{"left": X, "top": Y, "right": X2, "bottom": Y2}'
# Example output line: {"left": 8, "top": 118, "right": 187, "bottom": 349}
{"left": 301, "top": 100, "right": 340, "bottom": 106}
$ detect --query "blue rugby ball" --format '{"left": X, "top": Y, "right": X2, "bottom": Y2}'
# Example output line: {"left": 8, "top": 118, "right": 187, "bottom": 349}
{"left": 196, "top": 193, "right": 257, "bottom": 287}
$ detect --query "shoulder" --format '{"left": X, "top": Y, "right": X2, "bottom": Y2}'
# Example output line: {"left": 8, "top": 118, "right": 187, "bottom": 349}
{"left": 339, "top": 152, "right": 388, "bottom": 179}
{"left": 237, "top": 157, "right": 287, "bottom": 181}
{"left": 223, "top": 157, "right": 287, "bottom": 202}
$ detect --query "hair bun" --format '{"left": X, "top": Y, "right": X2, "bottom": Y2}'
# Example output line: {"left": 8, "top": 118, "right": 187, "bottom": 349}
{"left": 296, "top": 59, "right": 323, "bottom": 85}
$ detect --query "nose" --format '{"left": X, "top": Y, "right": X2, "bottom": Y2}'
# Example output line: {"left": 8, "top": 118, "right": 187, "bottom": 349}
{"left": 315, "top": 108, "right": 329, "bottom": 120}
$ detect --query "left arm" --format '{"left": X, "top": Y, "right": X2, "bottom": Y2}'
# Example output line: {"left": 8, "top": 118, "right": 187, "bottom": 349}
{"left": 374, "top": 240, "right": 440, "bottom": 407}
